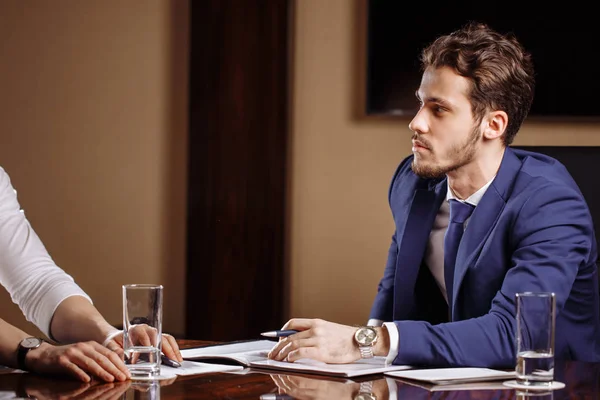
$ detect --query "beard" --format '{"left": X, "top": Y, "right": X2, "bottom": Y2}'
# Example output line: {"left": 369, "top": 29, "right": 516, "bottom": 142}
{"left": 411, "top": 125, "right": 480, "bottom": 179}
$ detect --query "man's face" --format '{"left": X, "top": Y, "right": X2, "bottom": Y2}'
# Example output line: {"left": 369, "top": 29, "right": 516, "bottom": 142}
{"left": 408, "top": 66, "right": 482, "bottom": 179}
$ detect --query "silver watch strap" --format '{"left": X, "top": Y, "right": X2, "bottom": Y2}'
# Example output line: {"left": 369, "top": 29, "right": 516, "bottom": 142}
{"left": 359, "top": 345, "right": 374, "bottom": 359}
{"left": 359, "top": 381, "right": 374, "bottom": 393}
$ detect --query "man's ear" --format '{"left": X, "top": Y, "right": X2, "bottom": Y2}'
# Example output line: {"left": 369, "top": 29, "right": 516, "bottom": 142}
{"left": 482, "top": 111, "right": 508, "bottom": 140}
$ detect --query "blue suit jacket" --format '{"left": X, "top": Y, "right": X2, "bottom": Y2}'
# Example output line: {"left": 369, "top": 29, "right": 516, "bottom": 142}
{"left": 369, "top": 147, "right": 600, "bottom": 367}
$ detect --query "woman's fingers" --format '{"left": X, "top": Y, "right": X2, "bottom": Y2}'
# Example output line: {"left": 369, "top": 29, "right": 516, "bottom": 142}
{"left": 161, "top": 333, "right": 183, "bottom": 362}
{"left": 55, "top": 342, "right": 130, "bottom": 382}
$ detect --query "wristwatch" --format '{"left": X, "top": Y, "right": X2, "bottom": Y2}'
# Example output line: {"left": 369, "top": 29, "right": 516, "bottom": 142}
{"left": 17, "top": 337, "right": 43, "bottom": 371}
{"left": 354, "top": 381, "right": 377, "bottom": 400}
{"left": 354, "top": 326, "right": 378, "bottom": 359}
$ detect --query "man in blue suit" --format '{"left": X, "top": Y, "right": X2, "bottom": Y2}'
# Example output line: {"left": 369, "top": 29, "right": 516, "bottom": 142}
{"left": 268, "top": 22, "right": 600, "bottom": 368}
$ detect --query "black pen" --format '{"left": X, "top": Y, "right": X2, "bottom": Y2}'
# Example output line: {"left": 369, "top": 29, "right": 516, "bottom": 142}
{"left": 136, "top": 351, "right": 181, "bottom": 368}
{"left": 161, "top": 353, "right": 181, "bottom": 368}
{"left": 260, "top": 329, "right": 299, "bottom": 338}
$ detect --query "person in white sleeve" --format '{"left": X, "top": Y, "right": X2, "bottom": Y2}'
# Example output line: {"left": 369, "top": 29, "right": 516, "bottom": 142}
{"left": 0, "top": 166, "right": 182, "bottom": 382}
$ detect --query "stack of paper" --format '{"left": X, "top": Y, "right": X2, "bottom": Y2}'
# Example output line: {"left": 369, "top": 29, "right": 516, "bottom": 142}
{"left": 159, "top": 361, "right": 243, "bottom": 378}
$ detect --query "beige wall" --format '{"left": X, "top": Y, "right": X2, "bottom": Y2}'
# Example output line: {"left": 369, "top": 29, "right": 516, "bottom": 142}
{"left": 288, "top": 0, "right": 600, "bottom": 326}
{"left": 0, "top": 1, "right": 189, "bottom": 338}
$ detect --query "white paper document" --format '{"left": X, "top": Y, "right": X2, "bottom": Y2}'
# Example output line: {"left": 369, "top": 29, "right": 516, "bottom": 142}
{"left": 386, "top": 376, "right": 511, "bottom": 393}
{"left": 386, "top": 367, "right": 515, "bottom": 385}
{"left": 159, "top": 360, "right": 243, "bottom": 378}
{"left": 251, "top": 356, "right": 412, "bottom": 378}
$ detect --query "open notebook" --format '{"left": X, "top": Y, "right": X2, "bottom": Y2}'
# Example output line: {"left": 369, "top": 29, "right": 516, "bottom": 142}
{"left": 180, "top": 340, "right": 412, "bottom": 378}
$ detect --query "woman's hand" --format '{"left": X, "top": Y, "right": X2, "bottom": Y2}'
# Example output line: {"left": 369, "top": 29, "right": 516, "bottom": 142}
{"left": 26, "top": 341, "right": 131, "bottom": 383}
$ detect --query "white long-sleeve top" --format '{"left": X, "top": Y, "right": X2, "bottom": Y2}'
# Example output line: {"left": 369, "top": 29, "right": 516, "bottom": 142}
{"left": 0, "top": 166, "right": 91, "bottom": 338}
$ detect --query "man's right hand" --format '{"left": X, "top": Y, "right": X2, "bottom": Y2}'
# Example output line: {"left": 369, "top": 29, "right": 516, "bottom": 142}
{"left": 26, "top": 341, "right": 131, "bottom": 382}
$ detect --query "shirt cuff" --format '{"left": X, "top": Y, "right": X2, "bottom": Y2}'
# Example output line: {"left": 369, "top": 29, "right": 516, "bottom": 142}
{"left": 385, "top": 377, "right": 398, "bottom": 400}
{"left": 367, "top": 318, "right": 383, "bottom": 327}
{"left": 383, "top": 322, "right": 399, "bottom": 365}
{"left": 102, "top": 329, "right": 123, "bottom": 347}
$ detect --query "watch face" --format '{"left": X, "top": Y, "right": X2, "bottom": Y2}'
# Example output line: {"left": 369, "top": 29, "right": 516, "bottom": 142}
{"left": 21, "top": 337, "right": 42, "bottom": 349}
{"left": 355, "top": 327, "right": 377, "bottom": 346}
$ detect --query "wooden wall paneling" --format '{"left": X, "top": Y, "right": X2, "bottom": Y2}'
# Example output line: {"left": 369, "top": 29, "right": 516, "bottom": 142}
{"left": 186, "top": 0, "right": 290, "bottom": 341}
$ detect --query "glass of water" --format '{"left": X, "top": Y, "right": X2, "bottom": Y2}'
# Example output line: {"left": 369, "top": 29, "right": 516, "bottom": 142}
{"left": 515, "top": 292, "right": 556, "bottom": 387}
{"left": 123, "top": 284, "right": 163, "bottom": 379}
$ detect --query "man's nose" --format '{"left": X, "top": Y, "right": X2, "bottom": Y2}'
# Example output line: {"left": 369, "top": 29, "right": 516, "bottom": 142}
{"left": 408, "top": 108, "right": 426, "bottom": 134}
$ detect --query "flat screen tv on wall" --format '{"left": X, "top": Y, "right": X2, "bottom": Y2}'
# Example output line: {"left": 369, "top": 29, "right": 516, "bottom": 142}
{"left": 366, "top": 2, "right": 598, "bottom": 119}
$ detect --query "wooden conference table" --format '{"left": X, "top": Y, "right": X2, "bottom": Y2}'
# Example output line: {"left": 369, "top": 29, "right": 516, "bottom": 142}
{"left": 0, "top": 340, "right": 598, "bottom": 399}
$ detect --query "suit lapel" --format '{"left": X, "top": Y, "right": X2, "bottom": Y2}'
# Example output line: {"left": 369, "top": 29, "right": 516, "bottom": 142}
{"left": 451, "top": 148, "right": 523, "bottom": 316}
{"left": 394, "top": 179, "right": 446, "bottom": 320}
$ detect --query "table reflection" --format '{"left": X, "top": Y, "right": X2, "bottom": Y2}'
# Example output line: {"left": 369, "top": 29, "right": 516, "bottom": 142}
{"left": 0, "top": 356, "right": 599, "bottom": 399}
{"left": 267, "top": 373, "right": 566, "bottom": 400}
{"left": 267, "top": 373, "right": 389, "bottom": 400}
{"left": 0, "top": 372, "right": 178, "bottom": 400}
{"left": 514, "top": 390, "right": 554, "bottom": 399}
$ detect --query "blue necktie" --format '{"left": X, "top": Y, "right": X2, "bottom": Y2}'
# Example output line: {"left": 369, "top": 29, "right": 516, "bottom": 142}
{"left": 444, "top": 199, "right": 475, "bottom": 305}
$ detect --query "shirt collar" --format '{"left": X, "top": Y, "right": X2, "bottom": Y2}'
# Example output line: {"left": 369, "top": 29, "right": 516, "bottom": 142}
{"left": 446, "top": 176, "right": 495, "bottom": 207}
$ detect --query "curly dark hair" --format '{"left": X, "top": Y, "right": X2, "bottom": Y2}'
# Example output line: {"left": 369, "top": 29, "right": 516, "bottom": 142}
{"left": 420, "top": 21, "right": 535, "bottom": 145}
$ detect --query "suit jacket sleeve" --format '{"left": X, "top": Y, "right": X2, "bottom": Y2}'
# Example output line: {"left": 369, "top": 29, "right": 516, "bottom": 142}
{"left": 369, "top": 232, "right": 398, "bottom": 321}
{"left": 369, "top": 156, "right": 413, "bottom": 321}
{"left": 392, "top": 182, "right": 595, "bottom": 368}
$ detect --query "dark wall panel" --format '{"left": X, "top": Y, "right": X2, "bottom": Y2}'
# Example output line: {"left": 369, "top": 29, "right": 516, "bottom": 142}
{"left": 186, "top": 0, "right": 290, "bottom": 341}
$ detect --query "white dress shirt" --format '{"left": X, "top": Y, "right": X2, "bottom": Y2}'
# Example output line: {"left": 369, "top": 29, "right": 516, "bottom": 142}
{"left": 0, "top": 166, "right": 91, "bottom": 337}
{"left": 368, "top": 176, "right": 495, "bottom": 364}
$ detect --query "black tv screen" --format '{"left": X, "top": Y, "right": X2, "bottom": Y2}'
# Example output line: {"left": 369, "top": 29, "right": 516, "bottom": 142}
{"left": 366, "top": 2, "right": 598, "bottom": 119}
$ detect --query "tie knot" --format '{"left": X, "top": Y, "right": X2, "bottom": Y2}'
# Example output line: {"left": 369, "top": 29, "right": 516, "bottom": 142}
{"left": 448, "top": 199, "right": 475, "bottom": 224}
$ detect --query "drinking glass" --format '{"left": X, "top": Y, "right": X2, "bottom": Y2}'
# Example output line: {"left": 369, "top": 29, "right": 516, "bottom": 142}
{"left": 123, "top": 284, "right": 163, "bottom": 379}
{"left": 515, "top": 292, "right": 556, "bottom": 387}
